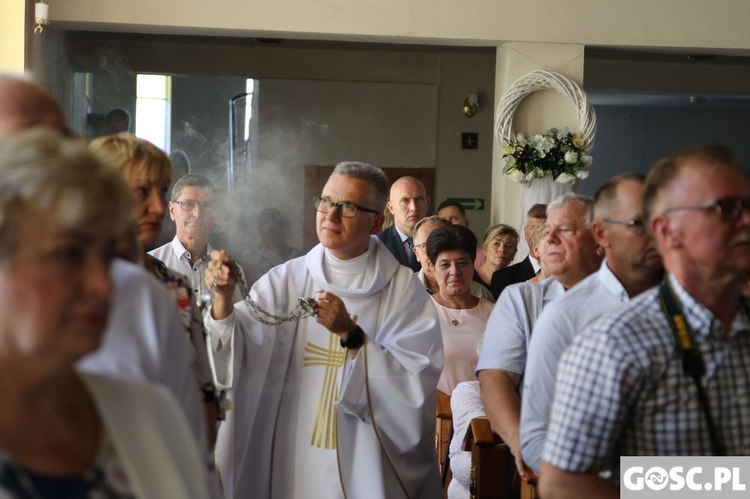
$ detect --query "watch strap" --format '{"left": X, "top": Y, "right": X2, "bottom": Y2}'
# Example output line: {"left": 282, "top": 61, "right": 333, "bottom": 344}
{"left": 339, "top": 325, "right": 365, "bottom": 349}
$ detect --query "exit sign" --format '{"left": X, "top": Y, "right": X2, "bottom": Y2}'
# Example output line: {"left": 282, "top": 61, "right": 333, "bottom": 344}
{"left": 446, "top": 197, "right": 485, "bottom": 211}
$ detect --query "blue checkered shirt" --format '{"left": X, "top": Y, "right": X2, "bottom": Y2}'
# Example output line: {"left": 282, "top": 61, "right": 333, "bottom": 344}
{"left": 543, "top": 274, "right": 750, "bottom": 483}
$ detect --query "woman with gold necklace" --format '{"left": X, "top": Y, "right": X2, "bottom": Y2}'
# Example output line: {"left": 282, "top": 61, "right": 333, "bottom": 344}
{"left": 426, "top": 225, "right": 494, "bottom": 395}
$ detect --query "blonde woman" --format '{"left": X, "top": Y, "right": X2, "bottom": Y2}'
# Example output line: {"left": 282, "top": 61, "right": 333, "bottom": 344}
{"left": 0, "top": 129, "right": 210, "bottom": 498}
{"left": 89, "top": 133, "right": 221, "bottom": 444}
{"left": 474, "top": 224, "right": 519, "bottom": 299}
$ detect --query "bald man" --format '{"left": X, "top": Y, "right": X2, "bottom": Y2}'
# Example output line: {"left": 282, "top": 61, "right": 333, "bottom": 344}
{"left": 0, "top": 74, "right": 209, "bottom": 459}
{"left": 0, "top": 74, "right": 71, "bottom": 136}
{"left": 379, "top": 176, "right": 430, "bottom": 271}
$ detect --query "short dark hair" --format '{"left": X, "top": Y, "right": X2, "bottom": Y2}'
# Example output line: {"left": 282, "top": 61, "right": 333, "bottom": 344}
{"left": 593, "top": 172, "right": 646, "bottom": 220}
{"left": 105, "top": 108, "right": 131, "bottom": 123}
{"left": 426, "top": 224, "right": 478, "bottom": 264}
{"left": 644, "top": 144, "right": 735, "bottom": 222}
{"left": 527, "top": 203, "right": 547, "bottom": 220}
{"left": 436, "top": 200, "right": 466, "bottom": 217}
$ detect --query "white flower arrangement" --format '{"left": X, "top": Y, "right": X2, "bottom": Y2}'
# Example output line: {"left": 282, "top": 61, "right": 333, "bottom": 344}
{"left": 501, "top": 127, "right": 593, "bottom": 186}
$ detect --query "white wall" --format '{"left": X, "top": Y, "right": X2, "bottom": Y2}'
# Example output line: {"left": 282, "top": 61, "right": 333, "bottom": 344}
{"left": 51, "top": 1, "right": 750, "bottom": 53}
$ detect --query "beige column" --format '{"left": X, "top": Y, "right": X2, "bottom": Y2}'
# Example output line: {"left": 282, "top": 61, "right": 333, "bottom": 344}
{"left": 490, "top": 42, "right": 584, "bottom": 258}
{"left": 0, "top": 0, "right": 26, "bottom": 72}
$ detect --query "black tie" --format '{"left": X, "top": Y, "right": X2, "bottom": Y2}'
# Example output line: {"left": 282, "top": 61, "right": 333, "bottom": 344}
{"left": 405, "top": 238, "right": 416, "bottom": 266}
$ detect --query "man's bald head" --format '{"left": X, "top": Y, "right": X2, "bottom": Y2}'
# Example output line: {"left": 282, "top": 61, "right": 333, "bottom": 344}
{"left": 0, "top": 75, "right": 70, "bottom": 136}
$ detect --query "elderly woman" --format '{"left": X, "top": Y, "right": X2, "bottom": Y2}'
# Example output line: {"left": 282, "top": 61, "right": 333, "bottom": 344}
{"left": 474, "top": 223, "right": 519, "bottom": 299}
{"left": 89, "top": 133, "right": 220, "bottom": 442}
{"left": 0, "top": 129, "right": 210, "bottom": 497}
{"left": 426, "top": 225, "right": 494, "bottom": 395}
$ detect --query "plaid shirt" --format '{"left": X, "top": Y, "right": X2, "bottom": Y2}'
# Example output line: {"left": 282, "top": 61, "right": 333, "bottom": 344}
{"left": 543, "top": 274, "right": 750, "bottom": 483}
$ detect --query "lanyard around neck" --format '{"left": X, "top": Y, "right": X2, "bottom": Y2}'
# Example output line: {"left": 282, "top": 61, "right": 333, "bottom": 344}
{"left": 658, "top": 278, "right": 727, "bottom": 456}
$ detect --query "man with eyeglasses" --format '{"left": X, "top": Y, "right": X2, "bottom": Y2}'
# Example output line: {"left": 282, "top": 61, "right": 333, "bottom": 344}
{"left": 539, "top": 145, "right": 750, "bottom": 499}
{"left": 520, "top": 173, "right": 664, "bottom": 473}
{"left": 204, "top": 161, "right": 442, "bottom": 499}
{"left": 477, "top": 193, "right": 601, "bottom": 495}
{"left": 379, "top": 176, "right": 430, "bottom": 271}
{"left": 150, "top": 173, "right": 244, "bottom": 302}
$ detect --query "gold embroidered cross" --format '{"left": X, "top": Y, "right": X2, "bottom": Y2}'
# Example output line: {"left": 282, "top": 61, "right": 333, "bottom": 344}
{"left": 303, "top": 333, "right": 346, "bottom": 449}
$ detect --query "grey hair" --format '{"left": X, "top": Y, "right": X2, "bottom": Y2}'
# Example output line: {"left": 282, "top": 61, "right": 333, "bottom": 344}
{"left": 413, "top": 216, "right": 450, "bottom": 245}
{"left": 171, "top": 173, "right": 214, "bottom": 201}
{"left": 0, "top": 128, "right": 133, "bottom": 258}
{"left": 547, "top": 193, "right": 595, "bottom": 228}
{"left": 331, "top": 161, "right": 390, "bottom": 212}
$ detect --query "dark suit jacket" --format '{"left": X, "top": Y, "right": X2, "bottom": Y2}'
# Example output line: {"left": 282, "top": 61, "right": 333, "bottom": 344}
{"left": 378, "top": 225, "right": 421, "bottom": 272}
{"left": 490, "top": 255, "right": 536, "bottom": 298}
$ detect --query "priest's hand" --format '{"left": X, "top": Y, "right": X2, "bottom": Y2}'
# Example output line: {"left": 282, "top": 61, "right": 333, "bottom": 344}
{"left": 314, "top": 291, "right": 362, "bottom": 357}
{"left": 207, "top": 249, "right": 237, "bottom": 320}
{"left": 314, "top": 291, "right": 356, "bottom": 334}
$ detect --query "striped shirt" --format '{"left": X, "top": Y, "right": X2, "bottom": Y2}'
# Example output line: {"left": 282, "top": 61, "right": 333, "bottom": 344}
{"left": 476, "top": 276, "right": 564, "bottom": 375}
{"left": 543, "top": 274, "right": 750, "bottom": 484}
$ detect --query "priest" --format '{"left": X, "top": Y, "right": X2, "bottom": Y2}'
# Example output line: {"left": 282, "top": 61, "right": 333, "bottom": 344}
{"left": 206, "top": 161, "right": 443, "bottom": 499}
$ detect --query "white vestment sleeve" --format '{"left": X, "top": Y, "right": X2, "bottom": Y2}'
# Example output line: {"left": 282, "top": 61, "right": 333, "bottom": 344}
{"left": 82, "top": 372, "right": 214, "bottom": 499}
{"left": 78, "top": 259, "right": 209, "bottom": 464}
{"left": 204, "top": 311, "right": 237, "bottom": 390}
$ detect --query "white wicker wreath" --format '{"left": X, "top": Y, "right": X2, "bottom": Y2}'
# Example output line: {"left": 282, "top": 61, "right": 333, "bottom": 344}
{"left": 495, "top": 70, "right": 596, "bottom": 151}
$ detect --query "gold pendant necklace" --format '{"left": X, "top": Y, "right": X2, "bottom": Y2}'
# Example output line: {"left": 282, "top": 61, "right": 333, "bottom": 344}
{"left": 446, "top": 308, "right": 461, "bottom": 326}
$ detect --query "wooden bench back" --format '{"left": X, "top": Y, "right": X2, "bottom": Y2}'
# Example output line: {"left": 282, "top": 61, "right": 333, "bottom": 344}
{"left": 462, "top": 417, "right": 541, "bottom": 499}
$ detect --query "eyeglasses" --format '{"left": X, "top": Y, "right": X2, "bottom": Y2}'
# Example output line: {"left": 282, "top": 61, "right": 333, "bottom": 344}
{"left": 174, "top": 200, "right": 214, "bottom": 212}
{"left": 663, "top": 197, "right": 750, "bottom": 222}
{"left": 414, "top": 242, "right": 427, "bottom": 250}
{"left": 602, "top": 218, "right": 647, "bottom": 235}
{"left": 313, "top": 196, "right": 380, "bottom": 218}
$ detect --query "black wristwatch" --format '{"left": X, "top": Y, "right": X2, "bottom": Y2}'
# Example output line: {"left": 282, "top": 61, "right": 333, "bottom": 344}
{"left": 339, "top": 325, "right": 365, "bottom": 349}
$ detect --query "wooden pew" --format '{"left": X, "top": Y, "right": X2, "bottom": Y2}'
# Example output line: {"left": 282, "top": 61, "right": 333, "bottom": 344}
{"left": 462, "top": 417, "right": 540, "bottom": 499}
{"left": 436, "top": 390, "right": 453, "bottom": 495}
